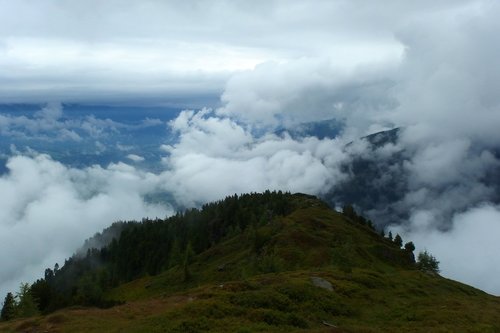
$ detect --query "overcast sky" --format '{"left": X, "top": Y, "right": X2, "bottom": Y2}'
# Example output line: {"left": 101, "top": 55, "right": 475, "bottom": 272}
{"left": 2, "top": 0, "right": 500, "bottom": 297}
{"left": 0, "top": 0, "right": 440, "bottom": 105}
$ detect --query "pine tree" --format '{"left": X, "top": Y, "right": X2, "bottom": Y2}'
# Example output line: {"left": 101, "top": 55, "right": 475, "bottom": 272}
{"left": 169, "top": 239, "right": 183, "bottom": 268}
{"left": 75, "top": 273, "right": 103, "bottom": 306}
{"left": 16, "top": 283, "right": 39, "bottom": 318}
{"left": 342, "top": 204, "right": 356, "bottom": 219}
{"left": 417, "top": 251, "right": 440, "bottom": 273}
{"left": 1, "top": 292, "right": 16, "bottom": 321}
{"left": 183, "top": 242, "right": 195, "bottom": 282}
{"left": 30, "top": 279, "right": 52, "bottom": 313}
{"left": 367, "top": 220, "right": 374, "bottom": 230}
{"left": 404, "top": 241, "right": 416, "bottom": 253}
{"left": 394, "top": 234, "right": 403, "bottom": 248}
{"left": 404, "top": 241, "right": 416, "bottom": 263}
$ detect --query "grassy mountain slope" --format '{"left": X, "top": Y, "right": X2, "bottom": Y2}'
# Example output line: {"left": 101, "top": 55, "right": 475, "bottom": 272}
{"left": 1, "top": 193, "right": 500, "bottom": 332}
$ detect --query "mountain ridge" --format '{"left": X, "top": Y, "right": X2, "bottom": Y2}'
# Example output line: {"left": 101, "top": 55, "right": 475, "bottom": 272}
{"left": 1, "top": 192, "right": 500, "bottom": 332}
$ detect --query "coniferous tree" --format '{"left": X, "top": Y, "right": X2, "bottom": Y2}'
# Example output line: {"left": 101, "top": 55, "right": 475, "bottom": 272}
{"left": 394, "top": 234, "right": 403, "bottom": 248}
{"left": 183, "top": 242, "right": 195, "bottom": 282}
{"left": 388, "top": 231, "right": 393, "bottom": 241}
{"left": 169, "top": 239, "right": 183, "bottom": 268}
{"left": 417, "top": 251, "right": 440, "bottom": 273}
{"left": 1, "top": 292, "right": 16, "bottom": 321}
{"left": 367, "top": 220, "right": 374, "bottom": 229}
{"left": 404, "top": 241, "right": 416, "bottom": 263}
{"left": 44, "top": 268, "right": 54, "bottom": 282}
{"left": 404, "top": 241, "right": 416, "bottom": 253}
{"left": 30, "top": 279, "right": 52, "bottom": 313}
{"left": 16, "top": 283, "right": 39, "bottom": 318}
{"left": 342, "top": 204, "right": 356, "bottom": 219}
{"left": 75, "top": 273, "right": 103, "bottom": 305}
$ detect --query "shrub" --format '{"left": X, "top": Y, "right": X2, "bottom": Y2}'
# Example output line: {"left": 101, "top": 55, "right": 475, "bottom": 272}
{"left": 417, "top": 250, "right": 440, "bottom": 273}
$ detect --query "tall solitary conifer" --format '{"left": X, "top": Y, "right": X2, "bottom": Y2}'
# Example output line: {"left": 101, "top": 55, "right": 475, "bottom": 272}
{"left": 394, "top": 234, "right": 403, "bottom": 248}
{"left": 1, "top": 292, "right": 16, "bottom": 321}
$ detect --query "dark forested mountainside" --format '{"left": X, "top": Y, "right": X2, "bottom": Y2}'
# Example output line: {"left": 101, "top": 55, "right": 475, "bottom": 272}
{"left": 326, "top": 128, "right": 410, "bottom": 226}
{"left": 326, "top": 127, "right": 500, "bottom": 228}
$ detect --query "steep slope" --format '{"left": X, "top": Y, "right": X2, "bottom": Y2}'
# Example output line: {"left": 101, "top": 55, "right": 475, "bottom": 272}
{"left": 325, "top": 128, "right": 410, "bottom": 227}
{"left": 325, "top": 127, "right": 500, "bottom": 229}
{"left": 1, "top": 193, "right": 500, "bottom": 332}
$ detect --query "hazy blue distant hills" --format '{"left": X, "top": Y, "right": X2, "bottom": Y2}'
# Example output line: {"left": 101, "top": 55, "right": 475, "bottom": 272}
{"left": 0, "top": 104, "right": 181, "bottom": 172}
{"left": 275, "top": 118, "right": 343, "bottom": 140}
{"left": 0, "top": 104, "right": 180, "bottom": 122}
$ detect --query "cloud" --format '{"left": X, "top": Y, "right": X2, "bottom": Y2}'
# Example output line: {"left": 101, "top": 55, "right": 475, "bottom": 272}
{"left": 391, "top": 204, "right": 500, "bottom": 295}
{"left": 0, "top": 107, "right": 353, "bottom": 297}
{"left": 391, "top": 1, "right": 500, "bottom": 145}
{"left": 154, "top": 1, "right": 500, "bottom": 296}
{"left": 0, "top": 103, "right": 164, "bottom": 142}
{"left": 34, "top": 102, "right": 63, "bottom": 120}
{"left": 368, "top": 3, "right": 500, "bottom": 295}
{"left": 161, "top": 109, "right": 349, "bottom": 207}
{"left": 1, "top": 0, "right": 500, "bottom": 298}
{"left": 127, "top": 154, "right": 145, "bottom": 162}
{"left": 0, "top": 0, "right": 409, "bottom": 104}
{"left": 216, "top": 59, "right": 398, "bottom": 131}
{"left": 0, "top": 103, "right": 78, "bottom": 140}
{"left": 0, "top": 154, "right": 172, "bottom": 299}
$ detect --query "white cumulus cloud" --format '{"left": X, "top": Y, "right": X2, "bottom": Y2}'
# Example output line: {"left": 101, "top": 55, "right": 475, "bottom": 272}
{"left": 0, "top": 154, "right": 172, "bottom": 299}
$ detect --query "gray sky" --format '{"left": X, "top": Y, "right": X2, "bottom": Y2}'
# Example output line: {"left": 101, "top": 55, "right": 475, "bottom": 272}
{"left": 0, "top": 0, "right": 416, "bottom": 105}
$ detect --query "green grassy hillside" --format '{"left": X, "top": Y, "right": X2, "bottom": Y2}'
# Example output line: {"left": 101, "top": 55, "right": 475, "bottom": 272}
{"left": 1, "top": 193, "right": 499, "bottom": 332}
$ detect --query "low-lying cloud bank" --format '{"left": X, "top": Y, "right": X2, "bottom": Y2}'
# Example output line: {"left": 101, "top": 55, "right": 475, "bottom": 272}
{"left": 392, "top": 204, "right": 500, "bottom": 295}
{"left": 0, "top": 154, "right": 171, "bottom": 298}
{"left": 161, "top": 108, "right": 349, "bottom": 207}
